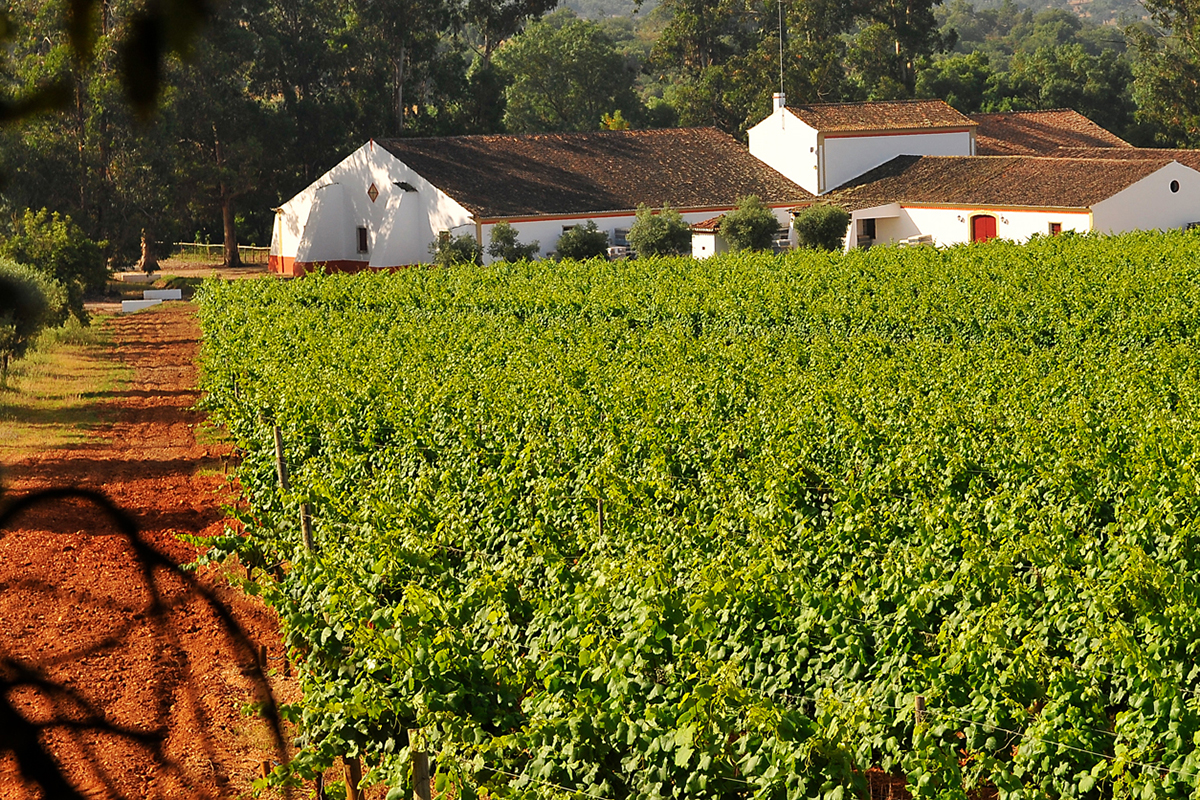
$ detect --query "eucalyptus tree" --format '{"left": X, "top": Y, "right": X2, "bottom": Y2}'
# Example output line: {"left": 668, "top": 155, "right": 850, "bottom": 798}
{"left": 495, "top": 10, "right": 642, "bottom": 131}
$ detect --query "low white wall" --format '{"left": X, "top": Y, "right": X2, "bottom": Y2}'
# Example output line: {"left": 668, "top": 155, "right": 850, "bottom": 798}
{"left": 483, "top": 207, "right": 792, "bottom": 263}
{"left": 122, "top": 299, "right": 163, "bottom": 313}
{"left": 143, "top": 289, "right": 182, "bottom": 300}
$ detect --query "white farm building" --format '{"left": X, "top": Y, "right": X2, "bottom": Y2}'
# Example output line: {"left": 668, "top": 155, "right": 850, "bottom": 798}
{"left": 271, "top": 96, "right": 1200, "bottom": 271}
{"left": 269, "top": 128, "right": 812, "bottom": 275}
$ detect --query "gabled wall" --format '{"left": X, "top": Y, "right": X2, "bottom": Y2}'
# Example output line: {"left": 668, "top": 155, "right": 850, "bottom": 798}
{"left": 271, "top": 142, "right": 475, "bottom": 274}
{"left": 1092, "top": 162, "right": 1200, "bottom": 234}
{"left": 748, "top": 106, "right": 976, "bottom": 195}
{"left": 748, "top": 108, "right": 821, "bottom": 195}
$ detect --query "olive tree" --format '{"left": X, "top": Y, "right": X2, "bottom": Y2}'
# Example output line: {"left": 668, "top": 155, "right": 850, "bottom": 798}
{"left": 556, "top": 221, "right": 610, "bottom": 260}
{"left": 719, "top": 195, "right": 780, "bottom": 252}
{"left": 627, "top": 204, "right": 692, "bottom": 257}
{"left": 487, "top": 222, "right": 540, "bottom": 262}
{"left": 793, "top": 204, "right": 851, "bottom": 251}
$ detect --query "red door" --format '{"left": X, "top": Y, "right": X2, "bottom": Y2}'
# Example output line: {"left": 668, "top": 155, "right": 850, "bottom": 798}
{"left": 971, "top": 215, "right": 997, "bottom": 243}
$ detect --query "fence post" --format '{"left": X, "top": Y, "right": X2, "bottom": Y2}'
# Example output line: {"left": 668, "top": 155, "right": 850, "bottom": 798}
{"left": 410, "top": 729, "right": 432, "bottom": 800}
{"left": 914, "top": 695, "right": 926, "bottom": 727}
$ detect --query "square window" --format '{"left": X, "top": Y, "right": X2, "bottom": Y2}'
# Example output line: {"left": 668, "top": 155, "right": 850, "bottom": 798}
{"left": 1049, "top": 222, "right": 1062, "bottom": 236}
{"left": 357, "top": 226, "right": 369, "bottom": 253}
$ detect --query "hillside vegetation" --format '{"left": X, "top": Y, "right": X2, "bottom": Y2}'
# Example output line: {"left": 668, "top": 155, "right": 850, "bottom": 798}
{"left": 200, "top": 233, "right": 1200, "bottom": 799}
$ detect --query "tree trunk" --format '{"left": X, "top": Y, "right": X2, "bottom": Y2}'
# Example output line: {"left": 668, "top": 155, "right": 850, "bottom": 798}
{"left": 221, "top": 195, "right": 242, "bottom": 269}
{"left": 136, "top": 228, "right": 159, "bottom": 273}
{"left": 213, "top": 130, "right": 242, "bottom": 269}
{"left": 395, "top": 44, "right": 407, "bottom": 135}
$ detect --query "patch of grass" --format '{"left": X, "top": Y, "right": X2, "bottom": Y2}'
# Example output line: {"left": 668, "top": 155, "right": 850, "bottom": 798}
{"left": 0, "top": 316, "right": 130, "bottom": 464}
{"left": 36, "top": 316, "right": 107, "bottom": 348}
{"left": 158, "top": 275, "right": 204, "bottom": 291}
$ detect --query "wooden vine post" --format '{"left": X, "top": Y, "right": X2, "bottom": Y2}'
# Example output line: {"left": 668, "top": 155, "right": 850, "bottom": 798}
{"left": 410, "top": 729, "right": 432, "bottom": 800}
{"left": 344, "top": 756, "right": 363, "bottom": 800}
{"left": 914, "top": 695, "right": 926, "bottom": 727}
{"left": 275, "top": 424, "right": 327, "bottom": 796}
{"left": 273, "top": 425, "right": 314, "bottom": 552}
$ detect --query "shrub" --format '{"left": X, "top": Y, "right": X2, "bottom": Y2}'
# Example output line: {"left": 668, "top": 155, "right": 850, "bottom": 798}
{"left": 487, "top": 222, "right": 540, "bottom": 262}
{"left": 719, "top": 195, "right": 780, "bottom": 252}
{"left": 627, "top": 204, "right": 692, "bottom": 257}
{"left": 555, "top": 221, "right": 609, "bottom": 260}
{"left": 0, "top": 209, "right": 108, "bottom": 325}
{"left": 794, "top": 204, "right": 851, "bottom": 251}
{"left": 429, "top": 231, "right": 483, "bottom": 267}
{"left": 0, "top": 257, "right": 66, "bottom": 385}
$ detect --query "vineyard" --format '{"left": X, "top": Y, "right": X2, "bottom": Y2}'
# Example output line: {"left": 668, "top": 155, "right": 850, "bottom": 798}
{"left": 198, "top": 232, "right": 1200, "bottom": 800}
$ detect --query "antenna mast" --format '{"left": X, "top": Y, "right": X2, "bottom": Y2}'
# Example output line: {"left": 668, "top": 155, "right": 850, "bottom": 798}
{"left": 778, "top": 0, "right": 785, "bottom": 96}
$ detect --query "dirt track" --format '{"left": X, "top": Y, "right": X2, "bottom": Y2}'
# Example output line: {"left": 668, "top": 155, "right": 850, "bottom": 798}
{"left": 0, "top": 303, "right": 291, "bottom": 800}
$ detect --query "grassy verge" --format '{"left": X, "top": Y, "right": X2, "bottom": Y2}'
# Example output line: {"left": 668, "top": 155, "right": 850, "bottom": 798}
{"left": 0, "top": 316, "right": 130, "bottom": 465}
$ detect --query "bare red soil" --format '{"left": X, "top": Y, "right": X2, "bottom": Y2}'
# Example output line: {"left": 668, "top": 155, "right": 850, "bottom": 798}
{"left": 0, "top": 303, "right": 293, "bottom": 800}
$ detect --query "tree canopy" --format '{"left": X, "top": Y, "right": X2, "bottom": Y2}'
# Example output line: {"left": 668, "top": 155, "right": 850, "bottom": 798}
{"left": 0, "top": 0, "right": 1191, "bottom": 273}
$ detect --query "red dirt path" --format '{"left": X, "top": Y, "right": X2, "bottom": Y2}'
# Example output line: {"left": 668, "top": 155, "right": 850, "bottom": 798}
{"left": 0, "top": 303, "right": 293, "bottom": 800}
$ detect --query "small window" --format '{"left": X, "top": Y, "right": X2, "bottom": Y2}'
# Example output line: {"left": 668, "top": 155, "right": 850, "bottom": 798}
{"left": 1049, "top": 222, "right": 1062, "bottom": 236}
{"left": 860, "top": 218, "right": 876, "bottom": 239}
{"left": 1171, "top": 179, "right": 1181, "bottom": 193}
{"left": 357, "top": 226, "right": 369, "bottom": 253}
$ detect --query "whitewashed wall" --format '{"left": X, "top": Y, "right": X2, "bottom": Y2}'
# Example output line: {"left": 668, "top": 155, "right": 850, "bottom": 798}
{"left": 823, "top": 131, "right": 974, "bottom": 195}
{"left": 1092, "top": 162, "right": 1200, "bottom": 234}
{"left": 692, "top": 231, "right": 730, "bottom": 259}
{"left": 272, "top": 185, "right": 316, "bottom": 263}
{"left": 895, "top": 206, "right": 1091, "bottom": 246}
{"left": 273, "top": 142, "right": 475, "bottom": 268}
{"left": 295, "top": 183, "right": 348, "bottom": 263}
{"left": 484, "top": 214, "right": 640, "bottom": 262}
{"left": 748, "top": 109, "right": 821, "bottom": 195}
{"left": 482, "top": 207, "right": 793, "bottom": 263}
{"left": 845, "top": 204, "right": 902, "bottom": 250}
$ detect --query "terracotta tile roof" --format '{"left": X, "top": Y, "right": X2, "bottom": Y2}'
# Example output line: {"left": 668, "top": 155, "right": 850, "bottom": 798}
{"left": 377, "top": 128, "right": 813, "bottom": 219}
{"left": 825, "top": 155, "right": 1173, "bottom": 209}
{"left": 691, "top": 214, "right": 725, "bottom": 232}
{"left": 971, "top": 110, "right": 1132, "bottom": 155}
{"left": 785, "top": 99, "right": 974, "bottom": 133}
{"left": 1054, "top": 146, "right": 1200, "bottom": 170}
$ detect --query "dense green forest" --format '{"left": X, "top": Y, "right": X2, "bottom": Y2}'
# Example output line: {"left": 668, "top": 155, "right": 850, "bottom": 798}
{"left": 1, "top": 0, "right": 1200, "bottom": 268}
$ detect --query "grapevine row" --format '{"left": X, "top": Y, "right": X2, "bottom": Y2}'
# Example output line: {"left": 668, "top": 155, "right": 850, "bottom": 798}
{"left": 198, "top": 232, "right": 1200, "bottom": 799}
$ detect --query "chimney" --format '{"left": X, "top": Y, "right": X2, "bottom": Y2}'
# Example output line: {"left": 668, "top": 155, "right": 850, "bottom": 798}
{"left": 773, "top": 92, "right": 786, "bottom": 111}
